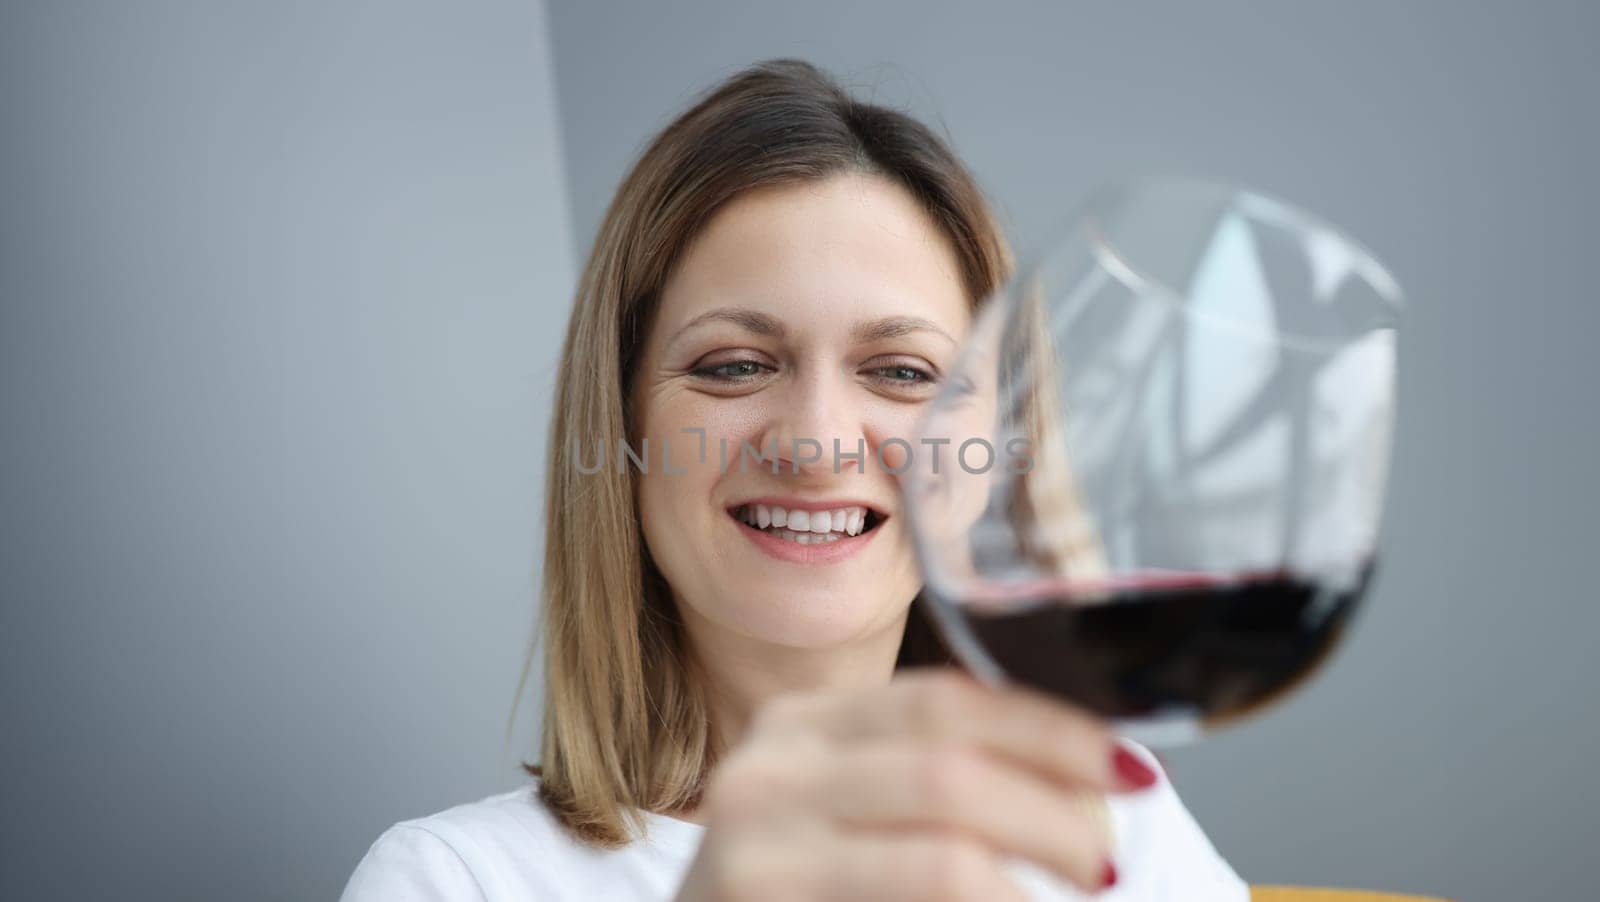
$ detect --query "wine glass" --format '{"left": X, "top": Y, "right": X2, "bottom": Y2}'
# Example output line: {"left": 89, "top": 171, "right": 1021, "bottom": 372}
{"left": 902, "top": 177, "right": 1402, "bottom": 744}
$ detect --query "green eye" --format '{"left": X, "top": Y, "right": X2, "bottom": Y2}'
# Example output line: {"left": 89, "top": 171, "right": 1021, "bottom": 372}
{"left": 694, "top": 359, "right": 769, "bottom": 381}
{"left": 874, "top": 365, "right": 932, "bottom": 383}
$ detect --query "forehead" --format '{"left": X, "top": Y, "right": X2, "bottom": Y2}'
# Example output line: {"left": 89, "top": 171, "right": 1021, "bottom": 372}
{"left": 654, "top": 172, "right": 971, "bottom": 341}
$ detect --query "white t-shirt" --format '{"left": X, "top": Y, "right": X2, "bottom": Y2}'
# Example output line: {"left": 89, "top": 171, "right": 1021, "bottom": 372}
{"left": 341, "top": 742, "right": 1247, "bottom": 901}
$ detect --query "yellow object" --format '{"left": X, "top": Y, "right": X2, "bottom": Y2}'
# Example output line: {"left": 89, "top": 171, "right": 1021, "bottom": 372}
{"left": 1251, "top": 887, "right": 1454, "bottom": 902}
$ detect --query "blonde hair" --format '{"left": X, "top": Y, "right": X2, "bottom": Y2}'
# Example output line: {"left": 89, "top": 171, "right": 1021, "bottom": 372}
{"left": 526, "top": 58, "right": 1017, "bottom": 847}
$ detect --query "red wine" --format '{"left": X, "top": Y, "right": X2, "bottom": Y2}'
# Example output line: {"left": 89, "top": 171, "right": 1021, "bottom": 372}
{"left": 954, "top": 563, "right": 1373, "bottom": 724}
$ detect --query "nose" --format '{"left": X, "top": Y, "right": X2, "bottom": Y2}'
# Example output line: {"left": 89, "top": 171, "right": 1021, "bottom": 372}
{"left": 755, "top": 366, "right": 867, "bottom": 478}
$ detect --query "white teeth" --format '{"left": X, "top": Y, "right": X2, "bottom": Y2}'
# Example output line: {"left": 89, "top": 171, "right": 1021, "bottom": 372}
{"left": 784, "top": 531, "right": 840, "bottom": 545}
{"left": 734, "top": 503, "right": 873, "bottom": 540}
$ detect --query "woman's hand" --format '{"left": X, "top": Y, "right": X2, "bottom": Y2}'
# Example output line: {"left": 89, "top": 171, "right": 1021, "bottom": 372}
{"left": 672, "top": 670, "right": 1157, "bottom": 901}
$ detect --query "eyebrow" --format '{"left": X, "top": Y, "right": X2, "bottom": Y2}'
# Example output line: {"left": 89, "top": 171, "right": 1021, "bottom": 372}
{"left": 851, "top": 315, "right": 957, "bottom": 348}
{"left": 672, "top": 306, "right": 956, "bottom": 349}
{"left": 671, "top": 307, "right": 786, "bottom": 343}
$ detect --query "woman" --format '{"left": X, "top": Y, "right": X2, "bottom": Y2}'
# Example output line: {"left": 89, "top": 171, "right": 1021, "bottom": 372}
{"left": 343, "top": 59, "right": 1248, "bottom": 901}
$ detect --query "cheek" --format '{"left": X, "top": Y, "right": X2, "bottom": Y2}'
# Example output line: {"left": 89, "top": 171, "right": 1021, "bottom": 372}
{"left": 947, "top": 396, "right": 1002, "bottom": 527}
{"left": 859, "top": 400, "right": 937, "bottom": 463}
{"left": 642, "top": 385, "right": 768, "bottom": 464}
{"left": 894, "top": 394, "right": 1001, "bottom": 585}
{"left": 633, "top": 392, "right": 718, "bottom": 581}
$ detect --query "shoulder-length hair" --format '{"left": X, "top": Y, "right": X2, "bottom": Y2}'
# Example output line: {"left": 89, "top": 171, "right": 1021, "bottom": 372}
{"left": 527, "top": 58, "right": 1017, "bottom": 847}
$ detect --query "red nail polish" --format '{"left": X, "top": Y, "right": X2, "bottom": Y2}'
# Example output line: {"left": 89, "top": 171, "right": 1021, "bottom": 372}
{"left": 1101, "top": 861, "right": 1118, "bottom": 889}
{"left": 1112, "top": 744, "right": 1158, "bottom": 789}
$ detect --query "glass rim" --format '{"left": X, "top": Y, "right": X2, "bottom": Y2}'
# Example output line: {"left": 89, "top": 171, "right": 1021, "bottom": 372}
{"left": 1008, "top": 174, "right": 1405, "bottom": 354}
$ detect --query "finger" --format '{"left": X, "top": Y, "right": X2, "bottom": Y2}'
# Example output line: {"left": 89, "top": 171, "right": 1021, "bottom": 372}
{"left": 815, "top": 829, "right": 1031, "bottom": 902}
{"left": 806, "top": 741, "right": 1114, "bottom": 893}
{"left": 794, "top": 670, "right": 1144, "bottom": 794}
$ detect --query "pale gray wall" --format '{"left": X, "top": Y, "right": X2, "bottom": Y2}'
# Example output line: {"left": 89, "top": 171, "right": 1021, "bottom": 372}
{"left": 2, "top": 1, "right": 567, "bottom": 898}
{"left": 543, "top": 2, "right": 1598, "bottom": 901}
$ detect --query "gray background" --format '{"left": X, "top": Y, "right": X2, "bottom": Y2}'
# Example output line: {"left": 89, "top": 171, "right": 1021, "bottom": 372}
{"left": 2, "top": 1, "right": 569, "bottom": 898}
{"left": 3, "top": 1, "right": 1596, "bottom": 900}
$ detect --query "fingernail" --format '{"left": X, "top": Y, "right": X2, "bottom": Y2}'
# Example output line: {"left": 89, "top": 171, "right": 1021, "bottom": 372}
{"left": 1101, "top": 861, "right": 1118, "bottom": 890}
{"left": 1112, "top": 743, "right": 1158, "bottom": 789}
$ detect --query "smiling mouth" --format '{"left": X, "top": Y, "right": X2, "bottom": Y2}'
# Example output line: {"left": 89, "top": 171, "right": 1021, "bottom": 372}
{"left": 726, "top": 503, "right": 886, "bottom": 545}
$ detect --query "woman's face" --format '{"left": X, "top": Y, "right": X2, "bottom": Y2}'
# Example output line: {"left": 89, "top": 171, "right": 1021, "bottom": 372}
{"left": 633, "top": 172, "right": 972, "bottom": 651}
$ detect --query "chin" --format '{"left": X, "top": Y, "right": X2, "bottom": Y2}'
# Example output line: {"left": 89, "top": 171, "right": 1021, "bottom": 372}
{"left": 712, "top": 587, "right": 913, "bottom": 651}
